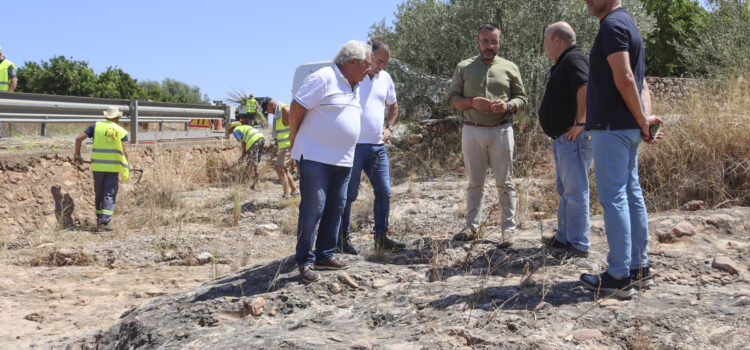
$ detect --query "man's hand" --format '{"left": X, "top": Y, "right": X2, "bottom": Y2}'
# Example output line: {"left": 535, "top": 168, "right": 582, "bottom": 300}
{"left": 489, "top": 100, "right": 508, "bottom": 114}
{"left": 382, "top": 128, "right": 392, "bottom": 143}
{"left": 564, "top": 125, "right": 583, "bottom": 141}
{"left": 640, "top": 115, "right": 664, "bottom": 144}
{"left": 471, "top": 97, "right": 493, "bottom": 111}
{"left": 74, "top": 154, "right": 84, "bottom": 164}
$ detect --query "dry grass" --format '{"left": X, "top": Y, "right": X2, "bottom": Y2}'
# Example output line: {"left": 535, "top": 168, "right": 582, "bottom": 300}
{"left": 639, "top": 71, "right": 750, "bottom": 210}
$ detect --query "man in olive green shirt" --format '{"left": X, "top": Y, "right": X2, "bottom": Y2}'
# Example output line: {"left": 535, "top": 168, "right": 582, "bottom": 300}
{"left": 448, "top": 23, "right": 528, "bottom": 248}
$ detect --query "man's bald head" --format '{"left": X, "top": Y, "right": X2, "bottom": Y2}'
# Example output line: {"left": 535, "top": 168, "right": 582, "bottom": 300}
{"left": 546, "top": 22, "right": 576, "bottom": 46}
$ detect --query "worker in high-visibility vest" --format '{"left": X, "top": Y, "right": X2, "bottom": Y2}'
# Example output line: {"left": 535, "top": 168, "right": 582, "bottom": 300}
{"left": 263, "top": 99, "right": 298, "bottom": 199}
{"left": 74, "top": 106, "right": 130, "bottom": 232}
{"left": 0, "top": 45, "right": 18, "bottom": 139}
{"left": 226, "top": 121, "right": 265, "bottom": 181}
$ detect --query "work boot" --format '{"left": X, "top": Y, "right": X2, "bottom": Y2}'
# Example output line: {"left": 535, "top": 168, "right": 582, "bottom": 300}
{"left": 541, "top": 234, "right": 569, "bottom": 249}
{"left": 298, "top": 266, "right": 320, "bottom": 283}
{"left": 314, "top": 258, "right": 349, "bottom": 270}
{"left": 96, "top": 224, "right": 112, "bottom": 233}
{"left": 453, "top": 227, "right": 480, "bottom": 241}
{"left": 497, "top": 229, "right": 514, "bottom": 249}
{"left": 337, "top": 232, "right": 359, "bottom": 255}
{"left": 375, "top": 236, "right": 406, "bottom": 253}
{"left": 553, "top": 246, "right": 590, "bottom": 259}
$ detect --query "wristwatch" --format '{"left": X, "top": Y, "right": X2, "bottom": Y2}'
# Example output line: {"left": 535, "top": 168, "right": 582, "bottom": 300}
{"left": 386, "top": 125, "right": 395, "bottom": 132}
{"left": 507, "top": 102, "right": 514, "bottom": 113}
{"left": 574, "top": 121, "right": 585, "bottom": 126}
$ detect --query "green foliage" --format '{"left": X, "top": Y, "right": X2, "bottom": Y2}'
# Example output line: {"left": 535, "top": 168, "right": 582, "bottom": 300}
{"left": 642, "top": 0, "right": 707, "bottom": 76}
{"left": 17, "top": 56, "right": 98, "bottom": 96}
{"left": 370, "top": 0, "right": 656, "bottom": 117}
{"left": 16, "top": 56, "right": 209, "bottom": 104}
{"left": 678, "top": 0, "right": 750, "bottom": 76}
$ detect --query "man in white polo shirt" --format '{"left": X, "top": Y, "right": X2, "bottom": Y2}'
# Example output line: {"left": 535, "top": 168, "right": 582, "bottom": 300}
{"left": 338, "top": 38, "right": 405, "bottom": 255}
{"left": 289, "top": 40, "right": 372, "bottom": 283}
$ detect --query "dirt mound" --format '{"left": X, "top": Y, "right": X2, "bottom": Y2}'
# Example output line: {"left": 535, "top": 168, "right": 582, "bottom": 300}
{"left": 69, "top": 206, "right": 750, "bottom": 349}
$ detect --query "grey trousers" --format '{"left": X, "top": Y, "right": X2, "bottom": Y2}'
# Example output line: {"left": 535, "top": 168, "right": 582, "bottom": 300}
{"left": 93, "top": 171, "right": 119, "bottom": 226}
{"left": 461, "top": 123, "right": 516, "bottom": 232}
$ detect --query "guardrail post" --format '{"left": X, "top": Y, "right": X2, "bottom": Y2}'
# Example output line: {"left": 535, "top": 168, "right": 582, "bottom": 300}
{"left": 129, "top": 99, "right": 139, "bottom": 144}
{"left": 224, "top": 104, "right": 231, "bottom": 128}
{"left": 40, "top": 122, "right": 47, "bottom": 137}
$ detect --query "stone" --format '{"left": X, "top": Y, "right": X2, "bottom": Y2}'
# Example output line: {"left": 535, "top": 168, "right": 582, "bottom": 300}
{"left": 599, "top": 299, "right": 621, "bottom": 307}
{"left": 532, "top": 211, "right": 546, "bottom": 220}
{"left": 196, "top": 252, "right": 213, "bottom": 265}
{"left": 712, "top": 256, "right": 739, "bottom": 275}
{"left": 254, "top": 224, "right": 279, "bottom": 236}
{"left": 349, "top": 339, "right": 374, "bottom": 350}
{"left": 406, "top": 134, "right": 423, "bottom": 145}
{"left": 24, "top": 313, "right": 44, "bottom": 323}
{"left": 671, "top": 221, "right": 696, "bottom": 237}
{"left": 681, "top": 200, "right": 705, "bottom": 211}
{"left": 572, "top": 329, "right": 602, "bottom": 341}
{"left": 245, "top": 297, "right": 265, "bottom": 317}
{"left": 371, "top": 279, "right": 388, "bottom": 289}
{"left": 329, "top": 282, "right": 342, "bottom": 294}
{"left": 657, "top": 232, "right": 676, "bottom": 243}
{"left": 339, "top": 272, "right": 359, "bottom": 289}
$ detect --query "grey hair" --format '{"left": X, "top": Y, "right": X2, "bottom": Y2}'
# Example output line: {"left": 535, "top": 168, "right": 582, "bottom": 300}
{"left": 333, "top": 40, "right": 371, "bottom": 65}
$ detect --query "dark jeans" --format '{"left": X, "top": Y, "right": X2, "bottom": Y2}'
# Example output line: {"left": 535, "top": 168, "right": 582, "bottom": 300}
{"left": 295, "top": 157, "right": 352, "bottom": 267}
{"left": 340, "top": 143, "right": 391, "bottom": 238}
{"left": 93, "top": 171, "right": 119, "bottom": 226}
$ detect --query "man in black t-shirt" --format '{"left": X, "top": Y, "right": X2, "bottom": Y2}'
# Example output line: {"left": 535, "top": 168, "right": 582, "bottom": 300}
{"left": 580, "top": 0, "right": 663, "bottom": 299}
{"left": 538, "top": 22, "right": 593, "bottom": 259}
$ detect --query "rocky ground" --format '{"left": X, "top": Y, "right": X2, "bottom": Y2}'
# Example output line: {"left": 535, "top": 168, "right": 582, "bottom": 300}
{"left": 1, "top": 139, "right": 749, "bottom": 349}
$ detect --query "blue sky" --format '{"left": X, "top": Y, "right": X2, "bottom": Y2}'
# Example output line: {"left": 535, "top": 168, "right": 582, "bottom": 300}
{"left": 3, "top": 0, "right": 404, "bottom": 105}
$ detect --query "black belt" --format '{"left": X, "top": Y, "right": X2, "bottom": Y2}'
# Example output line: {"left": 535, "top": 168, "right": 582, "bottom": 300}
{"left": 464, "top": 120, "right": 510, "bottom": 128}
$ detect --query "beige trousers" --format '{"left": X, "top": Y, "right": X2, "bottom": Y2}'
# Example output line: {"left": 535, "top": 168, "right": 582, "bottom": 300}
{"left": 461, "top": 123, "right": 516, "bottom": 232}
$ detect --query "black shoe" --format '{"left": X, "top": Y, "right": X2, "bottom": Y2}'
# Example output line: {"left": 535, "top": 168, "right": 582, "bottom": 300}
{"left": 337, "top": 233, "right": 359, "bottom": 255}
{"left": 553, "top": 246, "right": 589, "bottom": 259}
{"left": 580, "top": 272, "right": 635, "bottom": 299}
{"left": 630, "top": 266, "right": 654, "bottom": 289}
{"left": 375, "top": 236, "right": 406, "bottom": 253}
{"left": 542, "top": 235, "right": 569, "bottom": 249}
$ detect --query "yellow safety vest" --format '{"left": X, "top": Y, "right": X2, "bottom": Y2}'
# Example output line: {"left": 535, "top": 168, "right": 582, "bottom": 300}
{"left": 235, "top": 125, "right": 264, "bottom": 151}
{"left": 275, "top": 103, "right": 291, "bottom": 149}
{"left": 91, "top": 121, "right": 130, "bottom": 180}
{"left": 245, "top": 98, "right": 257, "bottom": 114}
{"left": 0, "top": 59, "right": 16, "bottom": 92}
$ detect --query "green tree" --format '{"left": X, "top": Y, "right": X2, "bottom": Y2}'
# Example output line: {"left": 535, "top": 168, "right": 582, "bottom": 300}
{"left": 642, "top": 0, "right": 707, "bottom": 76}
{"left": 96, "top": 67, "right": 142, "bottom": 99}
{"left": 139, "top": 78, "right": 208, "bottom": 104}
{"left": 17, "top": 56, "right": 98, "bottom": 96}
{"left": 370, "top": 0, "right": 656, "bottom": 116}
{"left": 678, "top": 0, "right": 750, "bottom": 76}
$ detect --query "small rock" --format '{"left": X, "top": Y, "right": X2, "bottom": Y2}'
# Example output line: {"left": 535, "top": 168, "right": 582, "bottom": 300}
{"left": 533, "top": 301, "right": 549, "bottom": 310}
{"left": 671, "top": 221, "right": 696, "bottom": 237}
{"left": 731, "top": 296, "right": 750, "bottom": 307}
{"left": 372, "top": 279, "right": 388, "bottom": 289}
{"left": 350, "top": 339, "right": 374, "bottom": 350}
{"left": 406, "top": 134, "right": 423, "bottom": 145}
{"left": 657, "top": 232, "right": 676, "bottom": 243}
{"left": 24, "top": 313, "right": 44, "bottom": 323}
{"left": 245, "top": 297, "right": 265, "bottom": 317}
{"left": 712, "top": 256, "right": 739, "bottom": 275}
{"left": 572, "top": 328, "right": 602, "bottom": 341}
{"left": 339, "top": 272, "right": 359, "bottom": 289}
{"left": 329, "top": 282, "right": 342, "bottom": 294}
{"left": 330, "top": 336, "right": 343, "bottom": 342}
{"left": 532, "top": 211, "right": 546, "bottom": 220}
{"left": 196, "top": 252, "right": 213, "bottom": 265}
{"left": 681, "top": 200, "right": 705, "bottom": 211}
{"left": 254, "top": 224, "right": 279, "bottom": 236}
{"left": 599, "top": 299, "right": 621, "bottom": 307}
{"left": 268, "top": 308, "right": 277, "bottom": 316}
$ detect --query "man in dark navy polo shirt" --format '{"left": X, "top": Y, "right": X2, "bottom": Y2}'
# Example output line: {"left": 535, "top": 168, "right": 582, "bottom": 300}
{"left": 538, "top": 22, "right": 592, "bottom": 259}
{"left": 580, "top": 0, "right": 663, "bottom": 299}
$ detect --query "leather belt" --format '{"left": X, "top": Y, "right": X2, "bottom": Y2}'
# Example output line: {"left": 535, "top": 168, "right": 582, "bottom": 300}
{"left": 464, "top": 120, "right": 509, "bottom": 128}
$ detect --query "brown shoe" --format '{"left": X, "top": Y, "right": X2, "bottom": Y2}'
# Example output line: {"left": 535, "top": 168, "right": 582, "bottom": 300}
{"left": 298, "top": 266, "right": 320, "bottom": 282}
{"left": 453, "top": 228, "right": 481, "bottom": 241}
{"left": 313, "top": 258, "right": 349, "bottom": 270}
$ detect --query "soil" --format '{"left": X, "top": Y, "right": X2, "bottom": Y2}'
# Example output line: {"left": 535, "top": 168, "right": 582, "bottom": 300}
{"left": 1, "top": 137, "right": 749, "bottom": 349}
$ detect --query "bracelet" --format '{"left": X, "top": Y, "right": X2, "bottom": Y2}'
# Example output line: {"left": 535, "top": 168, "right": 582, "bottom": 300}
{"left": 574, "top": 122, "right": 585, "bottom": 126}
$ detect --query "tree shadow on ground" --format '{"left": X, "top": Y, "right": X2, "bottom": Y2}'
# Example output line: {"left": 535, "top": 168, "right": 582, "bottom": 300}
{"left": 192, "top": 254, "right": 299, "bottom": 302}
{"left": 427, "top": 280, "right": 592, "bottom": 312}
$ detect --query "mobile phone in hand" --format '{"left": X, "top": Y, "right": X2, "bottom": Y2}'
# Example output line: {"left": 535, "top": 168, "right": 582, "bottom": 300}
{"left": 649, "top": 123, "right": 661, "bottom": 140}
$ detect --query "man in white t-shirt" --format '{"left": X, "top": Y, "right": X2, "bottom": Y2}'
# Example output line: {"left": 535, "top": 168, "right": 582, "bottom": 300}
{"left": 288, "top": 40, "right": 372, "bottom": 283}
{"left": 337, "top": 38, "right": 405, "bottom": 255}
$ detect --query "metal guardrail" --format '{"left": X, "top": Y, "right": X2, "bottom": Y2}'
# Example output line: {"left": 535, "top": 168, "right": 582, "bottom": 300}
{"left": 0, "top": 91, "right": 230, "bottom": 144}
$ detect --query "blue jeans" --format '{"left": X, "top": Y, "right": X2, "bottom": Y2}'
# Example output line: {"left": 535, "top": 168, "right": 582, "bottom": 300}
{"left": 340, "top": 143, "right": 391, "bottom": 238}
{"left": 295, "top": 157, "right": 352, "bottom": 267}
{"left": 591, "top": 129, "right": 649, "bottom": 278}
{"left": 552, "top": 132, "right": 593, "bottom": 252}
